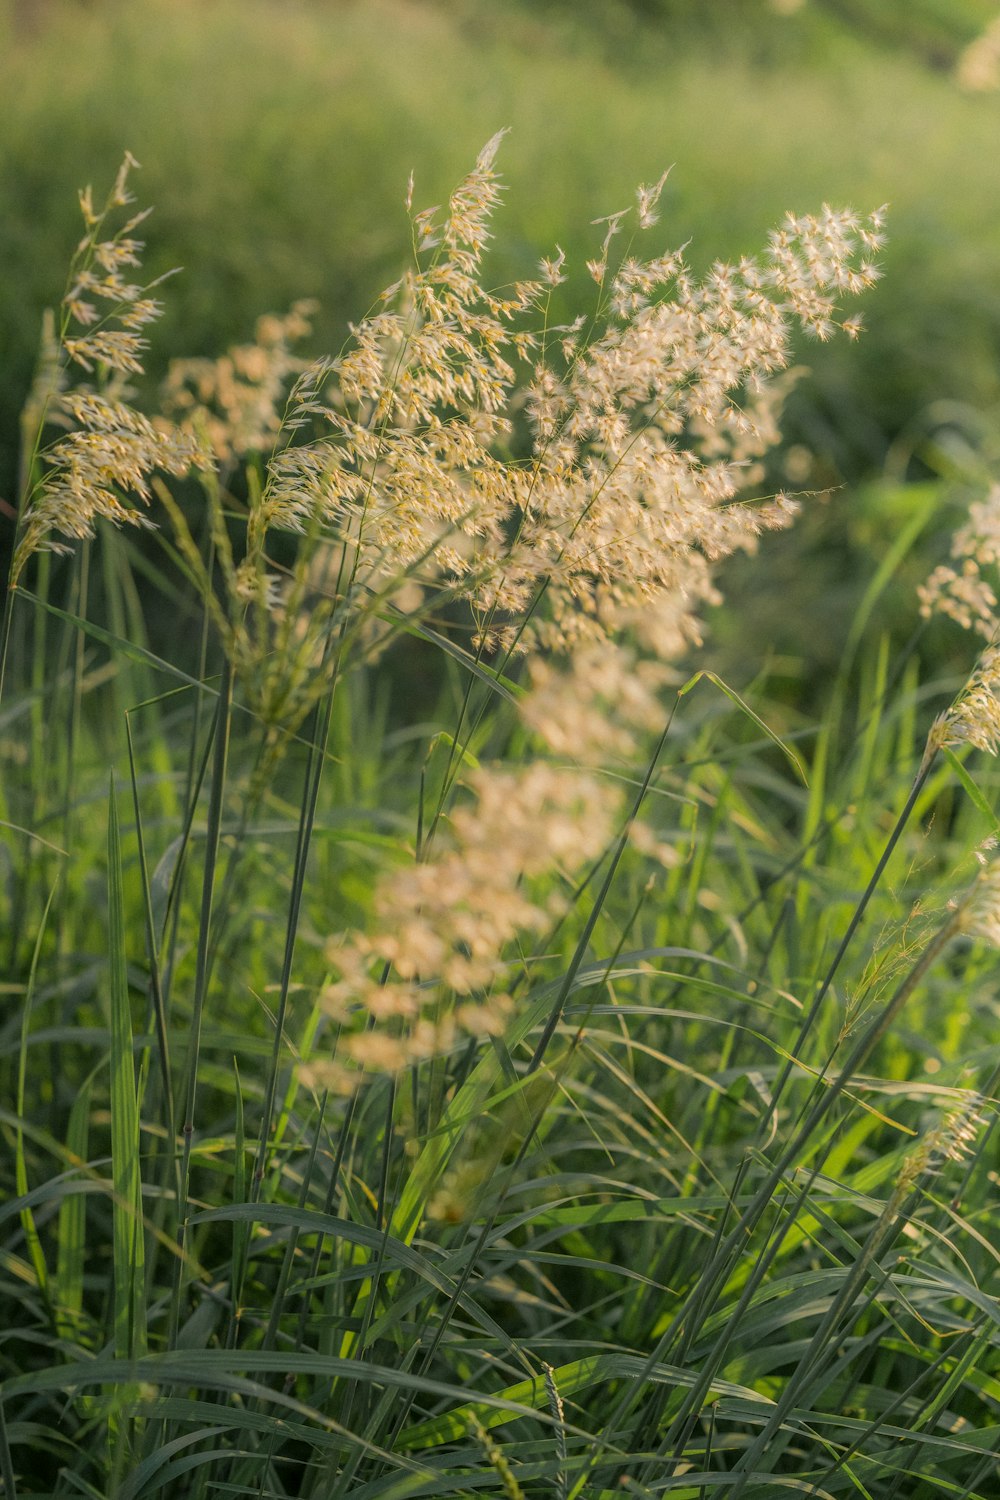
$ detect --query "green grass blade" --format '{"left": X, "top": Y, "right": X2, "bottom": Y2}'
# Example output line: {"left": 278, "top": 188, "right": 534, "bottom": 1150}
{"left": 677, "top": 670, "right": 808, "bottom": 787}
{"left": 55, "top": 1072, "right": 95, "bottom": 1343}
{"left": 0, "top": 1396, "right": 18, "bottom": 1500}
{"left": 15, "top": 879, "right": 59, "bottom": 1307}
{"left": 18, "top": 590, "right": 219, "bottom": 696}
{"left": 107, "top": 772, "right": 147, "bottom": 1363}
{"left": 170, "top": 657, "right": 232, "bottom": 1348}
{"left": 124, "top": 711, "right": 174, "bottom": 1149}
{"left": 941, "top": 746, "right": 999, "bottom": 830}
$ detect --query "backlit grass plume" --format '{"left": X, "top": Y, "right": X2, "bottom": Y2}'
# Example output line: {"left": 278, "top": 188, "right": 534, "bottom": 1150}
{"left": 10, "top": 153, "right": 209, "bottom": 588}
{"left": 27, "top": 143, "right": 1000, "bottom": 1500}
{"left": 12, "top": 141, "right": 884, "bottom": 698}
{"left": 5, "top": 141, "right": 888, "bottom": 1074}
{"left": 204, "top": 134, "right": 886, "bottom": 670}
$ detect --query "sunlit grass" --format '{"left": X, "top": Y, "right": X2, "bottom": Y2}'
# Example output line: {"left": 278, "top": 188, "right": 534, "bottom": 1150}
{"left": 3, "top": 0, "right": 1000, "bottom": 499}
{"left": 1, "top": 55, "right": 999, "bottom": 1500}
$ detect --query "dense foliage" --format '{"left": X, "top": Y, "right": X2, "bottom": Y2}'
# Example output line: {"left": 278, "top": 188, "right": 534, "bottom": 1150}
{"left": 1, "top": 130, "right": 999, "bottom": 1499}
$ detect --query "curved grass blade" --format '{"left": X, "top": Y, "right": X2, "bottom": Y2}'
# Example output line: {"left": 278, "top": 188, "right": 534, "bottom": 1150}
{"left": 15, "top": 878, "right": 60, "bottom": 1307}
{"left": 677, "top": 670, "right": 808, "bottom": 788}
{"left": 107, "top": 773, "right": 147, "bottom": 1363}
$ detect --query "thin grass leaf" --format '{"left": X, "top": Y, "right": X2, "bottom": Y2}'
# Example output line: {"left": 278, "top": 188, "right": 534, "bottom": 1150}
{"left": 107, "top": 773, "right": 147, "bottom": 1362}
{"left": 841, "top": 482, "right": 940, "bottom": 670}
{"left": 170, "top": 658, "right": 232, "bottom": 1348}
{"left": 55, "top": 1071, "right": 96, "bottom": 1342}
{"left": 398, "top": 1352, "right": 773, "bottom": 1450}
{"left": 677, "top": 670, "right": 808, "bottom": 787}
{"left": 18, "top": 591, "right": 219, "bottom": 696}
{"left": 941, "top": 746, "right": 1000, "bottom": 829}
{"left": 402, "top": 618, "right": 522, "bottom": 705}
{"left": 192, "top": 1202, "right": 519, "bottom": 1356}
{"left": 15, "top": 879, "right": 59, "bottom": 1304}
{"left": 125, "top": 710, "right": 174, "bottom": 1150}
{"left": 0, "top": 1398, "right": 17, "bottom": 1500}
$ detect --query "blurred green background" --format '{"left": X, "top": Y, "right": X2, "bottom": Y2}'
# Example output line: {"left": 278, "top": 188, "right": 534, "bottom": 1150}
{"left": 3, "top": 0, "right": 1000, "bottom": 679}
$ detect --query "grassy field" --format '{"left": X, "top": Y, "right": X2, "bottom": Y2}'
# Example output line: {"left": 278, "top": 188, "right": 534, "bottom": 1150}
{"left": 2, "top": 4, "right": 1000, "bottom": 1497}
{"left": 3, "top": 0, "right": 1000, "bottom": 683}
{"left": 3, "top": 0, "right": 1000, "bottom": 494}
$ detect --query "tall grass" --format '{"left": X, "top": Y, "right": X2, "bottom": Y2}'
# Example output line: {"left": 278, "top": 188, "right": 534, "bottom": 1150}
{"left": 4, "top": 0, "right": 1000, "bottom": 509}
{"left": 1, "top": 144, "right": 998, "bottom": 1500}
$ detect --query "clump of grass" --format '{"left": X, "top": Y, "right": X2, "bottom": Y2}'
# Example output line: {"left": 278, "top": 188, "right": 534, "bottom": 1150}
{"left": 1, "top": 144, "right": 998, "bottom": 1500}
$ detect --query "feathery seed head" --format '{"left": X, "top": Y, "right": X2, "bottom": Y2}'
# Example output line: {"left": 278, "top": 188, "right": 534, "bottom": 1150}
{"left": 289, "top": 140, "right": 883, "bottom": 1083}
{"left": 957, "top": 857, "right": 1000, "bottom": 947}
{"left": 898, "top": 1092, "right": 987, "bottom": 1195}
{"left": 920, "top": 484, "right": 1000, "bottom": 642}
{"left": 932, "top": 647, "right": 1000, "bottom": 757}
{"left": 12, "top": 155, "right": 212, "bottom": 586}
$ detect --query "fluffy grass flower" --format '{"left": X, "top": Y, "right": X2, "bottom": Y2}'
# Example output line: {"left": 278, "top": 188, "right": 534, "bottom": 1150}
{"left": 11, "top": 154, "right": 210, "bottom": 586}
{"left": 919, "top": 483, "right": 1000, "bottom": 640}
{"left": 164, "top": 300, "right": 318, "bottom": 465}
{"left": 194, "top": 142, "right": 884, "bottom": 677}
{"left": 931, "top": 646, "right": 1000, "bottom": 756}
{"left": 308, "top": 748, "right": 623, "bottom": 1089}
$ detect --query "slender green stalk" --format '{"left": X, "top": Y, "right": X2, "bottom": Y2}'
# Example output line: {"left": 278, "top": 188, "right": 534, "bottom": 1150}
{"left": 575, "top": 900, "right": 964, "bottom": 1499}
{"left": 15, "top": 880, "right": 60, "bottom": 1314}
{"left": 125, "top": 711, "right": 175, "bottom": 1152}
{"left": 250, "top": 667, "right": 340, "bottom": 1203}
{"left": 0, "top": 1397, "right": 17, "bottom": 1500}
{"left": 107, "top": 774, "right": 147, "bottom": 1366}
{"left": 169, "top": 657, "right": 233, "bottom": 1348}
{"left": 529, "top": 710, "right": 677, "bottom": 1072}
{"left": 760, "top": 738, "right": 939, "bottom": 1140}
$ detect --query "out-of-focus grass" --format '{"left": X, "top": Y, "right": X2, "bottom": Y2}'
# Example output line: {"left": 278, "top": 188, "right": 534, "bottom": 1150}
{"left": 3, "top": 0, "right": 1000, "bottom": 545}
{"left": 523, "top": 0, "right": 1000, "bottom": 68}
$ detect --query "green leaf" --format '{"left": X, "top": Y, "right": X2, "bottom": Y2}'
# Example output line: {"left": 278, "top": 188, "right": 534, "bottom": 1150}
{"left": 15, "top": 880, "right": 59, "bottom": 1304}
{"left": 55, "top": 1072, "right": 96, "bottom": 1342}
{"left": 398, "top": 1353, "right": 772, "bottom": 1450}
{"left": 678, "top": 670, "right": 808, "bottom": 786}
{"left": 402, "top": 618, "right": 522, "bottom": 704}
{"left": 19, "top": 590, "right": 218, "bottom": 695}
{"left": 107, "top": 774, "right": 146, "bottom": 1362}
{"left": 941, "top": 746, "right": 999, "bottom": 828}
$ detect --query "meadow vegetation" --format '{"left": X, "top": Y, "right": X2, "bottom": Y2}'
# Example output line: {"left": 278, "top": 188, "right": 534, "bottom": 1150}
{"left": 3, "top": 0, "right": 1000, "bottom": 494}
{"left": 2, "top": 3, "right": 1000, "bottom": 1497}
{"left": 3, "top": 0, "right": 1000, "bottom": 684}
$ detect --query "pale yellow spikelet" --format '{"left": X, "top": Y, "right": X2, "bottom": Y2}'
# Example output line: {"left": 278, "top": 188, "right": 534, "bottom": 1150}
{"left": 894, "top": 1091, "right": 986, "bottom": 1201}
{"left": 920, "top": 561, "right": 998, "bottom": 638}
{"left": 311, "top": 611, "right": 685, "bottom": 1085}
{"left": 522, "top": 641, "right": 668, "bottom": 765}
{"left": 13, "top": 396, "right": 208, "bottom": 585}
{"left": 481, "top": 184, "right": 885, "bottom": 655}
{"left": 636, "top": 168, "right": 671, "bottom": 230}
{"left": 12, "top": 155, "right": 212, "bottom": 586}
{"left": 933, "top": 647, "right": 1000, "bottom": 756}
{"left": 229, "top": 143, "right": 883, "bottom": 678}
{"left": 315, "top": 724, "right": 625, "bottom": 1080}
{"left": 957, "top": 858, "right": 1000, "bottom": 947}
{"left": 193, "top": 139, "right": 883, "bottom": 1092}
{"left": 919, "top": 484, "right": 1000, "bottom": 641}
{"left": 164, "top": 300, "right": 318, "bottom": 464}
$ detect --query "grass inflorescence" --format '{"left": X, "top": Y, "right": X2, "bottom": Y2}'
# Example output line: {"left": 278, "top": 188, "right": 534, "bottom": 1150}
{"left": 1, "top": 142, "right": 998, "bottom": 1500}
